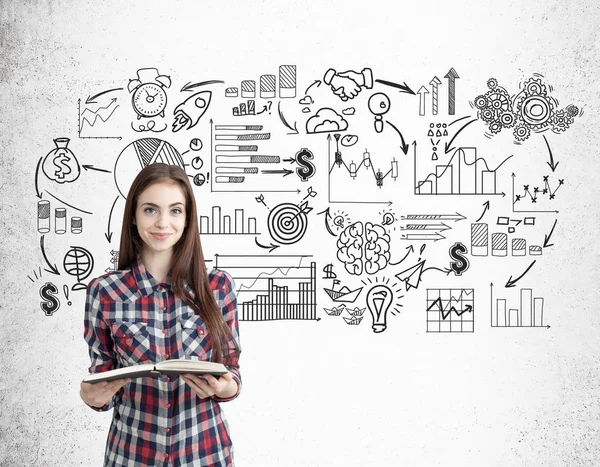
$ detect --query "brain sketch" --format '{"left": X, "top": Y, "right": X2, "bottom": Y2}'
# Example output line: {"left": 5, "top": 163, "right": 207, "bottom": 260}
{"left": 337, "top": 221, "right": 390, "bottom": 275}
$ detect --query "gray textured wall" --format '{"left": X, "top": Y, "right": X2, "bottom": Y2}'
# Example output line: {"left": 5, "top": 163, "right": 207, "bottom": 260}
{"left": 1, "top": 0, "right": 599, "bottom": 465}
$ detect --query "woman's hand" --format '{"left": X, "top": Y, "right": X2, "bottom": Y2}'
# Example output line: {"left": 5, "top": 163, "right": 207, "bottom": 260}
{"left": 80, "top": 378, "right": 131, "bottom": 408}
{"left": 181, "top": 372, "right": 237, "bottom": 400}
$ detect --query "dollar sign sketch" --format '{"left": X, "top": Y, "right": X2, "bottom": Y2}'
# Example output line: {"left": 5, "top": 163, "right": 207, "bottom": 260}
{"left": 323, "top": 263, "right": 337, "bottom": 279}
{"left": 39, "top": 282, "right": 60, "bottom": 316}
{"left": 53, "top": 153, "right": 73, "bottom": 180}
{"left": 295, "top": 148, "right": 315, "bottom": 182}
{"left": 449, "top": 242, "right": 470, "bottom": 276}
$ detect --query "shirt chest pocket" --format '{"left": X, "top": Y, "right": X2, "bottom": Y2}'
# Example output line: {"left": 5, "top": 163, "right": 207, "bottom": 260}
{"left": 111, "top": 321, "right": 152, "bottom": 366}
{"left": 179, "top": 315, "right": 211, "bottom": 361}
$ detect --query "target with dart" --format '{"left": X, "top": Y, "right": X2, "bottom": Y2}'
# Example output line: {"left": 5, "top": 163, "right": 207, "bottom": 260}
{"left": 267, "top": 201, "right": 313, "bottom": 245}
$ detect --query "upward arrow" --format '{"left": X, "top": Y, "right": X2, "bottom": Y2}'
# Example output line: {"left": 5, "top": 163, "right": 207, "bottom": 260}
{"left": 444, "top": 68, "right": 460, "bottom": 115}
{"left": 417, "top": 86, "right": 429, "bottom": 116}
{"left": 429, "top": 76, "right": 441, "bottom": 115}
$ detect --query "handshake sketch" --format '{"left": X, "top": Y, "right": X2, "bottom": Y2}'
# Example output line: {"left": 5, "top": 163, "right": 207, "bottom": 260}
{"left": 323, "top": 67, "right": 373, "bottom": 101}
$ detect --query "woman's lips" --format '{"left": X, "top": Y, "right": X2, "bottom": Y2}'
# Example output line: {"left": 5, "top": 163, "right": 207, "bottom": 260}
{"left": 151, "top": 233, "right": 172, "bottom": 240}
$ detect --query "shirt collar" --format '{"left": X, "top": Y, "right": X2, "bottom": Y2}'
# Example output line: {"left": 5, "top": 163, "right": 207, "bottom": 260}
{"left": 133, "top": 257, "right": 194, "bottom": 297}
{"left": 133, "top": 257, "right": 173, "bottom": 296}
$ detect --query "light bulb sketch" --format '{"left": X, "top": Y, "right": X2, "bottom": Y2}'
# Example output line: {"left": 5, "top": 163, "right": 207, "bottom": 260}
{"left": 366, "top": 284, "right": 393, "bottom": 333}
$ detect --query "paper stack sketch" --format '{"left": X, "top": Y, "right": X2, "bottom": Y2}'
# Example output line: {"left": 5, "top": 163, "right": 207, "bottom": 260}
{"left": 30, "top": 63, "right": 582, "bottom": 337}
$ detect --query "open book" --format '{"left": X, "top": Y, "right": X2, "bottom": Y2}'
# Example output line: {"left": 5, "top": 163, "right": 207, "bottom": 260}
{"left": 83, "top": 359, "right": 228, "bottom": 384}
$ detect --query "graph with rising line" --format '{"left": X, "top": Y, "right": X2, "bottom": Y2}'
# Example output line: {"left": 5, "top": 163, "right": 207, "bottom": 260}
{"left": 78, "top": 98, "right": 121, "bottom": 139}
{"left": 415, "top": 147, "right": 512, "bottom": 196}
{"left": 214, "top": 254, "right": 317, "bottom": 321}
{"left": 426, "top": 288, "right": 474, "bottom": 332}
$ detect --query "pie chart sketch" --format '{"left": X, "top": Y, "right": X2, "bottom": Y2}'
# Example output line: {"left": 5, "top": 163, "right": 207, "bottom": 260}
{"left": 114, "top": 138, "right": 186, "bottom": 198}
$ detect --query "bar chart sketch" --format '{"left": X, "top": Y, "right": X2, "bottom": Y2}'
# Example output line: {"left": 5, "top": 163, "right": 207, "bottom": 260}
{"left": 211, "top": 122, "right": 299, "bottom": 193}
{"left": 491, "top": 285, "right": 548, "bottom": 328}
{"left": 199, "top": 206, "right": 259, "bottom": 235}
{"left": 214, "top": 254, "right": 317, "bottom": 321}
{"left": 415, "top": 147, "right": 512, "bottom": 195}
{"left": 426, "top": 288, "right": 474, "bottom": 333}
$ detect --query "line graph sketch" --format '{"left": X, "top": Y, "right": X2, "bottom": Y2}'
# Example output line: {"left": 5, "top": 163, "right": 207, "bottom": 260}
{"left": 415, "top": 147, "right": 512, "bottom": 195}
{"left": 426, "top": 288, "right": 474, "bottom": 333}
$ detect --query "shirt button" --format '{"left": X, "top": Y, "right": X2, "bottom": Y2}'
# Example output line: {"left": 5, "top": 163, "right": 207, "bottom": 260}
{"left": 165, "top": 428, "right": 170, "bottom": 433}
{"left": 161, "top": 329, "right": 166, "bottom": 334}
{"left": 164, "top": 353, "right": 169, "bottom": 359}
{"left": 164, "top": 377, "right": 170, "bottom": 382}
{"left": 166, "top": 403, "right": 171, "bottom": 409}
{"left": 164, "top": 454, "right": 169, "bottom": 460}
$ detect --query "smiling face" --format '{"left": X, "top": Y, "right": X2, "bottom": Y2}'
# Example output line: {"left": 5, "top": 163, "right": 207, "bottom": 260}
{"left": 133, "top": 180, "right": 187, "bottom": 257}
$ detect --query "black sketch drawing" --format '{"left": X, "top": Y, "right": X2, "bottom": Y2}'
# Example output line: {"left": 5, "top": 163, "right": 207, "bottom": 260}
{"left": 63, "top": 246, "right": 95, "bottom": 291}
{"left": 426, "top": 288, "right": 474, "bottom": 333}
{"left": 491, "top": 283, "right": 549, "bottom": 328}
{"left": 322, "top": 67, "right": 373, "bottom": 101}
{"left": 172, "top": 90, "right": 212, "bottom": 132}
{"left": 213, "top": 255, "right": 317, "bottom": 321}
{"left": 473, "top": 74, "right": 579, "bottom": 141}
{"left": 128, "top": 68, "right": 171, "bottom": 119}
{"left": 42, "top": 138, "right": 81, "bottom": 184}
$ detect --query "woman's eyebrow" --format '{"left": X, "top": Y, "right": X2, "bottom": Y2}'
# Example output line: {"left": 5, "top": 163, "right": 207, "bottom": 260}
{"left": 141, "top": 202, "right": 185, "bottom": 207}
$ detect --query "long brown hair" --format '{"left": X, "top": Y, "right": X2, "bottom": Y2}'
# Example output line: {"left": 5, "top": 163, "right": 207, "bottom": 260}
{"left": 118, "top": 162, "right": 238, "bottom": 363}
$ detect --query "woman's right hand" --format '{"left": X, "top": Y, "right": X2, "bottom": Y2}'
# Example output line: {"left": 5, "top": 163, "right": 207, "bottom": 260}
{"left": 80, "top": 378, "right": 131, "bottom": 408}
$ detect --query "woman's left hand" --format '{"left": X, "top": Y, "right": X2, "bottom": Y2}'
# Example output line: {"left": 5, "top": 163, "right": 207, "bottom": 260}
{"left": 181, "top": 371, "right": 238, "bottom": 399}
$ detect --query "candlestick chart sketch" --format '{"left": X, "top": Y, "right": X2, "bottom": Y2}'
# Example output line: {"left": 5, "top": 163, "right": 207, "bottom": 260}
{"left": 31, "top": 64, "right": 579, "bottom": 335}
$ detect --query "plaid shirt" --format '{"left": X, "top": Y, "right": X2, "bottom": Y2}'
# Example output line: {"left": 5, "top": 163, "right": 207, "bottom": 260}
{"left": 83, "top": 257, "right": 241, "bottom": 466}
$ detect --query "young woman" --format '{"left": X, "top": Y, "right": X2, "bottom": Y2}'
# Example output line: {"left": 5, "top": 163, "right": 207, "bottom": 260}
{"left": 80, "top": 163, "right": 241, "bottom": 466}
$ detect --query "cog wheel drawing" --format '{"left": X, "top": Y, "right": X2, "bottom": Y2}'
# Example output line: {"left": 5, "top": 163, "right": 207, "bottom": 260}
{"left": 487, "top": 78, "right": 498, "bottom": 90}
{"left": 566, "top": 104, "right": 579, "bottom": 117}
{"left": 523, "top": 77, "right": 547, "bottom": 96}
{"left": 515, "top": 93, "right": 554, "bottom": 130}
{"left": 489, "top": 121, "right": 502, "bottom": 134}
{"left": 550, "top": 109, "right": 571, "bottom": 132}
{"left": 500, "top": 111, "right": 516, "bottom": 128}
{"left": 514, "top": 124, "right": 531, "bottom": 141}
{"left": 474, "top": 95, "right": 488, "bottom": 109}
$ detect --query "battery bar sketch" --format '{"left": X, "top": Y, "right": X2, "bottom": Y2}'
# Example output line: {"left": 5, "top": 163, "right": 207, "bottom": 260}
{"left": 492, "top": 287, "right": 546, "bottom": 328}
{"left": 214, "top": 255, "right": 317, "bottom": 321}
{"left": 471, "top": 223, "right": 543, "bottom": 257}
{"left": 199, "top": 207, "right": 258, "bottom": 235}
{"left": 215, "top": 133, "right": 271, "bottom": 141}
{"left": 415, "top": 147, "right": 512, "bottom": 195}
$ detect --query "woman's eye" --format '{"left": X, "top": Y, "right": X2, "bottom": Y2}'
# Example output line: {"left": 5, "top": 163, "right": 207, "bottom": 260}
{"left": 172, "top": 208, "right": 183, "bottom": 214}
{"left": 144, "top": 207, "right": 156, "bottom": 213}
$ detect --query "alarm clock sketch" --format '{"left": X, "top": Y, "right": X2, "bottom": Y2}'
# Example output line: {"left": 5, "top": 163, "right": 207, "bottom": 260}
{"left": 127, "top": 68, "right": 172, "bottom": 119}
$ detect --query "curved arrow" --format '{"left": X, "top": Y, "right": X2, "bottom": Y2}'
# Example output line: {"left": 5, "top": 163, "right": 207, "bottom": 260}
{"left": 445, "top": 118, "right": 477, "bottom": 153}
{"left": 389, "top": 244, "right": 414, "bottom": 266}
{"left": 40, "top": 235, "right": 60, "bottom": 275}
{"left": 254, "top": 237, "right": 280, "bottom": 253}
{"left": 105, "top": 196, "right": 119, "bottom": 243}
{"left": 317, "top": 207, "right": 338, "bottom": 237}
{"left": 304, "top": 80, "right": 321, "bottom": 95}
{"left": 180, "top": 80, "right": 224, "bottom": 92}
{"left": 85, "top": 87, "right": 123, "bottom": 104}
{"left": 476, "top": 201, "right": 490, "bottom": 222}
{"left": 82, "top": 165, "right": 111, "bottom": 173}
{"left": 374, "top": 78, "right": 416, "bottom": 95}
{"left": 35, "top": 156, "right": 43, "bottom": 198}
{"left": 543, "top": 135, "right": 559, "bottom": 172}
{"left": 505, "top": 260, "right": 536, "bottom": 288}
{"left": 543, "top": 219, "right": 557, "bottom": 248}
{"left": 385, "top": 120, "right": 410, "bottom": 154}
